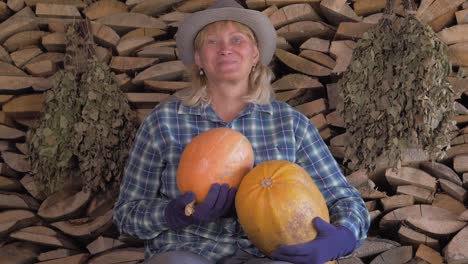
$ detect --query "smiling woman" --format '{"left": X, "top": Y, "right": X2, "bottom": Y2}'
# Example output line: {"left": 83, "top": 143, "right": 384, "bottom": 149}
{"left": 113, "top": 0, "right": 370, "bottom": 263}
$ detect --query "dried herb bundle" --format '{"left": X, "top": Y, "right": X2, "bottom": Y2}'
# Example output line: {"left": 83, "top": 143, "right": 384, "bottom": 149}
{"left": 338, "top": 4, "right": 455, "bottom": 172}
{"left": 27, "top": 21, "right": 138, "bottom": 195}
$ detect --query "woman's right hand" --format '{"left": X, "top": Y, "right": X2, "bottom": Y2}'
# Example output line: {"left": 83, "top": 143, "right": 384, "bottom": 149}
{"left": 165, "top": 183, "right": 237, "bottom": 229}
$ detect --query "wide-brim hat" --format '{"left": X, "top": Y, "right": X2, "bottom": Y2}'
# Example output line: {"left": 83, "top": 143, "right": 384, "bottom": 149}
{"left": 175, "top": 0, "right": 277, "bottom": 66}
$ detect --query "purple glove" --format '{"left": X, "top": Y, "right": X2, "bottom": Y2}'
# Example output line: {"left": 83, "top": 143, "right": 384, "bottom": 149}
{"left": 271, "top": 217, "right": 357, "bottom": 264}
{"left": 164, "top": 183, "right": 237, "bottom": 230}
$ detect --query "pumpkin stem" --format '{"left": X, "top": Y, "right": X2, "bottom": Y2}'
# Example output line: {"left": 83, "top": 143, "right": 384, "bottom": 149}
{"left": 185, "top": 200, "right": 196, "bottom": 216}
{"left": 260, "top": 178, "right": 273, "bottom": 188}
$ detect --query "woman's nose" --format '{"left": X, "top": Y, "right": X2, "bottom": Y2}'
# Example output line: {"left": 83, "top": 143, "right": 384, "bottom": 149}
{"left": 218, "top": 41, "right": 233, "bottom": 55}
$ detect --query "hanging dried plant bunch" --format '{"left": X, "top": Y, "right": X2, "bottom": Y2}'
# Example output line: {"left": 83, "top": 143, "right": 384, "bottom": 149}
{"left": 27, "top": 20, "right": 138, "bottom": 195}
{"left": 337, "top": 0, "right": 455, "bottom": 172}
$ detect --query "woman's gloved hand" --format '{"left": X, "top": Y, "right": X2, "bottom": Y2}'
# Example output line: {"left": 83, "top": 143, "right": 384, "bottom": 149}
{"left": 271, "top": 217, "right": 357, "bottom": 264}
{"left": 164, "top": 183, "right": 237, "bottom": 229}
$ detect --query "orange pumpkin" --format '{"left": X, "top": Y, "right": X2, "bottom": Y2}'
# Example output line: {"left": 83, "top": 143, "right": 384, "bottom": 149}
{"left": 235, "top": 160, "right": 330, "bottom": 256}
{"left": 177, "top": 127, "right": 254, "bottom": 202}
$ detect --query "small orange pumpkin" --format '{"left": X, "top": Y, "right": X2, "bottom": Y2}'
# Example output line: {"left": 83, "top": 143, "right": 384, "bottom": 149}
{"left": 177, "top": 127, "right": 254, "bottom": 202}
{"left": 235, "top": 160, "right": 330, "bottom": 256}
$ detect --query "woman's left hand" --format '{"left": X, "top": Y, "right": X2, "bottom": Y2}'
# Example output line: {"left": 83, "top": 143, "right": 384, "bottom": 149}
{"left": 271, "top": 217, "right": 357, "bottom": 264}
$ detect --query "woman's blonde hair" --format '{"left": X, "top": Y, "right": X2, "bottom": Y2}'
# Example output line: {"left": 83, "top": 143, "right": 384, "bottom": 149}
{"left": 176, "top": 20, "right": 275, "bottom": 107}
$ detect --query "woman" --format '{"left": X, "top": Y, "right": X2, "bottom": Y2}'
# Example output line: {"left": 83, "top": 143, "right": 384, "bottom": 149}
{"left": 113, "top": 0, "right": 370, "bottom": 263}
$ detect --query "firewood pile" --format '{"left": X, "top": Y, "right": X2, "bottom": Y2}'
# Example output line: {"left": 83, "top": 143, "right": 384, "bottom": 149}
{"left": 0, "top": 0, "right": 467, "bottom": 263}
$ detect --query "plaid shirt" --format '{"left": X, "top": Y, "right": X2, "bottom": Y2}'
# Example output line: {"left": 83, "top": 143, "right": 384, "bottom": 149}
{"left": 114, "top": 98, "right": 370, "bottom": 262}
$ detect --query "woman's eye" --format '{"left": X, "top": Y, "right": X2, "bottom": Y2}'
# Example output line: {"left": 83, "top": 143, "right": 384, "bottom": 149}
{"left": 207, "top": 39, "right": 217, "bottom": 44}
{"left": 232, "top": 37, "right": 242, "bottom": 44}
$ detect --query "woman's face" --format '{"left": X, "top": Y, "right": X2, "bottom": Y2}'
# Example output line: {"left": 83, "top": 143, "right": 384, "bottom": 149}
{"left": 194, "top": 21, "right": 260, "bottom": 84}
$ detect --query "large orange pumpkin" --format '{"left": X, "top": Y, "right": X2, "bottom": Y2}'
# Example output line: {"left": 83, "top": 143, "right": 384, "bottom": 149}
{"left": 177, "top": 127, "right": 254, "bottom": 202}
{"left": 235, "top": 160, "right": 330, "bottom": 256}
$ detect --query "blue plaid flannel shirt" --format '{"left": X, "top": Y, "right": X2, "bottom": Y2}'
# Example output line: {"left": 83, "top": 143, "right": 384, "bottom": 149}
{"left": 114, "top": 98, "right": 370, "bottom": 262}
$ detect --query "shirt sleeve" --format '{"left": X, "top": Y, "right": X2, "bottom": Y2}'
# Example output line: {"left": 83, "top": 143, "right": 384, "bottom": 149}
{"left": 113, "top": 115, "right": 172, "bottom": 240}
{"left": 294, "top": 115, "right": 370, "bottom": 246}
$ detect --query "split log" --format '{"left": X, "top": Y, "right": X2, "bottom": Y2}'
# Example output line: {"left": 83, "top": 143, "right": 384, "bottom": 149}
{"left": 444, "top": 226, "right": 468, "bottom": 264}
{"left": 0, "top": 209, "right": 39, "bottom": 238}
{"left": 3, "top": 30, "right": 47, "bottom": 52}
{"left": 87, "top": 236, "right": 125, "bottom": 254}
{"left": 369, "top": 246, "right": 413, "bottom": 264}
{"left": 36, "top": 253, "right": 89, "bottom": 264}
{"left": 416, "top": 244, "right": 443, "bottom": 264}
{"left": 25, "top": 60, "right": 57, "bottom": 77}
{"left": 96, "top": 12, "right": 166, "bottom": 34}
{"left": 37, "top": 248, "right": 81, "bottom": 262}
{"left": 0, "top": 175, "right": 22, "bottom": 191}
{"left": 269, "top": 3, "right": 321, "bottom": 29}
{"left": 115, "top": 73, "right": 137, "bottom": 92}
{"left": 329, "top": 40, "right": 356, "bottom": 74}
{"left": 380, "top": 205, "right": 461, "bottom": 230}
{"left": 121, "top": 28, "right": 166, "bottom": 40}
{"left": 126, "top": 92, "right": 171, "bottom": 108}
{"left": 272, "top": 73, "right": 323, "bottom": 91}
{"left": 35, "top": 3, "right": 82, "bottom": 19}
{"left": 353, "top": 0, "right": 386, "bottom": 16}
{"left": 300, "top": 37, "right": 330, "bottom": 53}
{"left": 419, "top": 161, "right": 463, "bottom": 186}
{"left": 275, "top": 89, "right": 305, "bottom": 103}
{"left": 295, "top": 98, "right": 327, "bottom": 118}
{"left": 299, "top": 50, "right": 336, "bottom": 69}
{"left": 275, "top": 48, "right": 332, "bottom": 77}
{"left": 448, "top": 43, "right": 468, "bottom": 67}
{"left": 385, "top": 167, "right": 437, "bottom": 192}
{"left": 2, "top": 151, "right": 31, "bottom": 173}
{"left": 246, "top": 0, "right": 321, "bottom": 10}
{"left": 0, "top": 7, "right": 38, "bottom": 43}
{"left": 455, "top": 9, "right": 468, "bottom": 24}
{"left": 417, "top": 0, "right": 465, "bottom": 25}
{"left": 38, "top": 189, "right": 92, "bottom": 221}
{"left": 10, "top": 225, "right": 78, "bottom": 249}
{"left": 131, "top": 0, "right": 183, "bottom": 17}
{"left": 24, "top": 0, "right": 86, "bottom": 9}
{"left": 90, "top": 22, "right": 120, "bottom": 48}
{"left": 42, "top": 32, "right": 66, "bottom": 52}
{"left": 319, "top": 0, "right": 362, "bottom": 26}
{"left": 86, "top": 186, "right": 118, "bottom": 218}
{"left": 87, "top": 247, "right": 145, "bottom": 264}
{"left": 0, "top": 124, "right": 26, "bottom": 140}
{"left": 109, "top": 56, "right": 158, "bottom": 73}
{"left": 116, "top": 36, "right": 154, "bottom": 56}
{"left": 174, "top": 0, "right": 213, "bottom": 13}
{"left": 337, "top": 256, "right": 364, "bottom": 264}
{"left": 136, "top": 46, "right": 176, "bottom": 61}
{"left": 84, "top": 0, "right": 128, "bottom": 20}
{"left": 0, "top": 162, "right": 21, "bottom": 178}
{"left": 10, "top": 47, "right": 43, "bottom": 68}
{"left": 51, "top": 209, "right": 113, "bottom": 239}
{"left": 0, "top": 191, "right": 39, "bottom": 210}
{"left": 0, "top": 61, "right": 27, "bottom": 76}
{"left": 380, "top": 194, "right": 414, "bottom": 212}
{"left": 405, "top": 216, "right": 466, "bottom": 238}
{"left": 310, "top": 113, "right": 327, "bottom": 130}
{"left": 132, "top": 60, "right": 185, "bottom": 85}
{"left": 335, "top": 22, "right": 374, "bottom": 40}
{"left": 439, "top": 179, "right": 467, "bottom": 203}
{"left": 396, "top": 185, "right": 434, "bottom": 204}
{"left": 453, "top": 155, "right": 468, "bottom": 173}
{"left": 0, "top": 242, "right": 41, "bottom": 264}
{"left": 432, "top": 193, "right": 466, "bottom": 215}
{"left": 143, "top": 80, "right": 190, "bottom": 92}
{"left": 277, "top": 21, "right": 335, "bottom": 43}
{"left": 326, "top": 111, "right": 345, "bottom": 128}
{"left": 437, "top": 24, "right": 468, "bottom": 45}
{"left": 459, "top": 210, "right": 468, "bottom": 221}
{"left": 0, "top": 76, "right": 52, "bottom": 93}
{"left": 351, "top": 237, "right": 400, "bottom": 258}
{"left": 398, "top": 225, "right": 439, "bottom": 251}
{"left": 20, "top": 174, "right": 47, "bottom": 200}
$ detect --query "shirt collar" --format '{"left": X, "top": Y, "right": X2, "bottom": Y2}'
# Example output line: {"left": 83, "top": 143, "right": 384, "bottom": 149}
{"left": 177, "top": 101, "right": 273, "bottom": 120}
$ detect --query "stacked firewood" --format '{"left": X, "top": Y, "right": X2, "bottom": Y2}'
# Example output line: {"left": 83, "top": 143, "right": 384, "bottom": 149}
{"left": 0, "top": 0, "right": 467, "bottom": 263}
